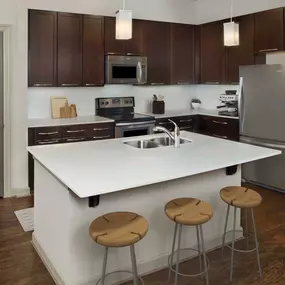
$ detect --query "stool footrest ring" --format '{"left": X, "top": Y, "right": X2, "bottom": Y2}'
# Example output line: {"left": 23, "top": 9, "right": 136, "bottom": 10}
{"left": 223, "top": 230, "right": 259, "bottom": 253}
{"left": 95, "top": 270, "right": 144, "bottom": 285}
{"left": 168, "top": 247, "right": 210, "bottom": 278}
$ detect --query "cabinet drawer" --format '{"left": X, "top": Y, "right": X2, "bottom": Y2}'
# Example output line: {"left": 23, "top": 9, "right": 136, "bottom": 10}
{"left": 63, "top": 137, "right": 88, "bottom": 143}
{"left": 35, "top": 127, "right": 61, "bottom": 141}
{"left": 62, "top": 125, "right": 89, "bottom": 138}
{"left": 35, "top": 138, "right": 63, "bottom": 145}
{"left": 86, "top": 123, "right": 114, "bottom": 139}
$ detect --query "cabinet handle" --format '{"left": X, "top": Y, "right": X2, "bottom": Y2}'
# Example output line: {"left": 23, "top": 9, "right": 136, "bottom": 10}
{"left": 258, "top": 48, "right": 278, "bottom": 53}
{"left": 38, "top": 139, "right": 60, "bottom": 144}
{"left": 205, "top": 81, "right": 220, "bottom": 84}
{"left": 85, "top": 83, "right": 99, "bottom": 86}
{"left": 33, "top": 83, "right": 53, "bottom": 87}
{"left": 177, "top": 81, "right": 192, "bottom": 85}
{"left": 180, "top": 119, "right": 192, "bottom": 123}
{"left": 38, "top": 131, "right": 59, "bottom": 135}
{"left": 158, "top": 122, "right": 169, "bottom": 125}
{"left": 212, "top": 120, "right": 228, "bottom": 125}
{"left": 93, "top": 135, "right": 111, "bottom": 139}
{"left": 213, "top": 134, "right": 228, "bottom": 139}
{"left": 66, "top": 129, "right": 85, "bottom": 133}
{"left": 60, "top": 84, "right": 80, "bottom": 87}
{"left": 93, "top": 127, "right": 110, "bottom": 131}
{"left": 180, "top": 126, "right": 192, "bottom": 130}
{"left": 66, "top": 138, "right": 85, "bottom": 142}
{"left": 151, "top": 83, "right": 164, "bottom": 85}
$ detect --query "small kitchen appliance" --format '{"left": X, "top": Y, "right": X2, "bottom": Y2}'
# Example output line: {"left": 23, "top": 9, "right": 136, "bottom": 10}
{"left": 96, "top": 97, "right": 155, "bottom": 138}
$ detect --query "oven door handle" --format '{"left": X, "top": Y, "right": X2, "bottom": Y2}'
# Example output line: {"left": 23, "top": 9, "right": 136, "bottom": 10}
{"left": 137, "top": 62, "right": 143, "bottom": 83}
{"left": 116, "top": 121, "right": 156, "bottom": 127}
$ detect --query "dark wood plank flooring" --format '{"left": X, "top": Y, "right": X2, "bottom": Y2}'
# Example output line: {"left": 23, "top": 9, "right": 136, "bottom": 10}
{"left": 1, "top": 184, "right": 285, "bottom": 284}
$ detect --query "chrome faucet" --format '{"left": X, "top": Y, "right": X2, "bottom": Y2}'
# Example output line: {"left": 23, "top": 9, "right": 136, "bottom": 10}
{"left": 153, "top": 119, "right": 180, "bottom": 148}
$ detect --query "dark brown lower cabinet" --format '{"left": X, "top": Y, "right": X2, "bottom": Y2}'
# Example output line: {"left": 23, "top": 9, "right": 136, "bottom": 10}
{"left": 28, "top": 123, "right": 114, "bottom": 191}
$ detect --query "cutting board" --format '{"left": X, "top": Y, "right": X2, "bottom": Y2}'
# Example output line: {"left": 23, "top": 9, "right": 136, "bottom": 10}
{"left": 51, "top": 96, "right": 68, "bottom": 119}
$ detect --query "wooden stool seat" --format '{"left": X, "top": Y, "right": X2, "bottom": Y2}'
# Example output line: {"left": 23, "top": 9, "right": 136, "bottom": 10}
{"left": 89, "top": 212, "right": 148, "bottom": 247}
{"left": 165, "top": 198, "right": 213, "bottom": 225}
{"left": 220, "top": 186, "right": 262, "bottom": 208}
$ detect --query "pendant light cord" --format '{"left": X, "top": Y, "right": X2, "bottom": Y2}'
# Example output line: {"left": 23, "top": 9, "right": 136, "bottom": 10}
{"left": 122, "top": 0, "right": 126, "bottom": 10}
{"left": 230, "top": 0, "right": 233, "bottom": 22}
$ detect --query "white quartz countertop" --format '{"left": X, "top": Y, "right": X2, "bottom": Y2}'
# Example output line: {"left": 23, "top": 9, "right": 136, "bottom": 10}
{"left": 140, "top": 108, "right": 239, "bottom": 120}
{"left": 28, "top": 116, "right": 114, "bottom": 128}
{"left": 27, "top": 132, "right": 280, "bottom": 198}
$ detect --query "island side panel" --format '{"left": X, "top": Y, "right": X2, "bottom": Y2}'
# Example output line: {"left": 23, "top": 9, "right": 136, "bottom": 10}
{"left": 66, "top": 167, "right": 242, "bottom": 285}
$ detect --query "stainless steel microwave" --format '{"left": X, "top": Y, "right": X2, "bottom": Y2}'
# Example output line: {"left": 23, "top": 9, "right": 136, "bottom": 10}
{"left": 105, "top": 55, "right": 147, "bottom": 84}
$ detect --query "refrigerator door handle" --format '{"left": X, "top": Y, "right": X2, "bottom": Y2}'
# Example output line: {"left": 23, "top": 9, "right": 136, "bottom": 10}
{"left": 238, "top": 76, "right": 244, "bottom": 133}
{"left": 240, "top": 136, "right": 285, "bottom": 150}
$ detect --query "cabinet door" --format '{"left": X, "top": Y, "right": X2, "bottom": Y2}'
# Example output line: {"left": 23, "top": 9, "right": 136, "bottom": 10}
{"left": 58, "top": 13, "right": 83, "bottom": 87}
{"left": 200, "top": 22, "right": 225, "bottom": 84}
{"left": 142, "top": 21, "right": 171, "bottom": 85}
{"left": 28, "top": 10, "right": 57, "bottom": 87}
{"left": 83, "top": 15, "right": 105, "bottom": 87}
{"left": 104, "top": 17, "right": 126, "bottom": 55}
{"left": 226, "top": 15, "right": 254, "bottom": 84}
{"left": 171, "top": 24, "right": 195, "bottom": 85}
{"left": 125, "top": 19, "right": 143, "bottom": 55}
{"left": 254, "top": 8, "right": 284, "bottom": 53}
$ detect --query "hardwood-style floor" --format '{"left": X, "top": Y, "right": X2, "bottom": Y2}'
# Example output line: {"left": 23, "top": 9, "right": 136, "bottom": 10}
{"left": 1, "top": 184, "right": 285, "bottom": 284}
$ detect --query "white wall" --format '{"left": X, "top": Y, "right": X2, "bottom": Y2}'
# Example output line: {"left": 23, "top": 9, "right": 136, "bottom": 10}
{"left": 196, "top": 0, "right": 285, "bottom": 24}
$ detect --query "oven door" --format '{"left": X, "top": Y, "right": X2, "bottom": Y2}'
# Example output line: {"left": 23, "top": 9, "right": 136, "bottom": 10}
{"left": 115, "top": 121, "right": 155, "bottom": 138}
{"left": 106, "top": 55, "right": 147, "bottom": 85}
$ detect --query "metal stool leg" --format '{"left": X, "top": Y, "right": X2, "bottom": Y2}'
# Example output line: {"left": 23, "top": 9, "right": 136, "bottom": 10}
{"left": 221, "top": 204, "right": 230, "bottom": 258}
{"left": 168, "top": 223, "right": 178, "bottom": 285}
{"left": 196, "top": 225, "right": 203, "bottom": 279}
{"left": 245, "top": 208, "right": 249, "bottom": 250}
{"left": 199, "top": 225, "right": 209, "bottom": 285}
{"left": 101, "top": 247, "right": 108, "bottom": 285}
{"left": 251, "top": 208, "right": 262, "bottom": 280}
{"left": 130, "top": 245, "right": 139, "bottom": 285}
{"left": 230, "top": 206, "right": 237, "bottom": 283}
{"left": 174, "top": 224, "right": 183, "bottom": 285}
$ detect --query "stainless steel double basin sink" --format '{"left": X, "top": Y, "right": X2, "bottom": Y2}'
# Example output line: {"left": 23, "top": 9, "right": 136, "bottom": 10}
{"left": 124, "top": 137, "right": 191, "bottom": 149}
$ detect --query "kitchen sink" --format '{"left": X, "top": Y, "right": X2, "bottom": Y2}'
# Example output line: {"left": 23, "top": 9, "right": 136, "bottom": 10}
{"left": 124, "top": 137, "right": 191, "bottom": 149}
{"left": 150, "top": 137, "right": 191, "bottom": 146}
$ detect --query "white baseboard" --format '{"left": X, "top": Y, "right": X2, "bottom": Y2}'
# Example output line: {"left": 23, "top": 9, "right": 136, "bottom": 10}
{"left": 9, "top": 186, "right": 30, "bottom": 197}
{"left": 32, "top": 234, "right": 67, "bottom": 285}
{"left": 32, "top": 230, "right": 243, "bottom": 285}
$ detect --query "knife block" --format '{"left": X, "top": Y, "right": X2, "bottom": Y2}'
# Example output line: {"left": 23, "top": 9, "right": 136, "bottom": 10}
{"left": 152, "top": 101, "right": 165, "bottom": 114}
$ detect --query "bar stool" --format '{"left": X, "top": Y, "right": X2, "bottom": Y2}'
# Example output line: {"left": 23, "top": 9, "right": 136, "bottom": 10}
{"left": 220, "top": 186, "right": 262, "bottom": 282}
{"left": 165, "top": 198, "right": 213, "bottom": 285}
{"left": 89, "top": 212, "right": 148, "bottom": 285}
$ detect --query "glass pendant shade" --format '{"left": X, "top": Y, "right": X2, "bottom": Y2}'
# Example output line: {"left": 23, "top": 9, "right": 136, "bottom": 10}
{"left": 223, "top": 21, "right": 239, "bottom": 46}
{"left": 116, "top": 10, "right": 132, "bottom": 40}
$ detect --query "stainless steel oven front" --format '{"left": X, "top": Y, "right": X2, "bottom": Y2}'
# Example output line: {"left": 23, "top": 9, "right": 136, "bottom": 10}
{"left": 106, "top": 55, "right": 147, "bottom": 85}
{"left": 115, "top": 121, "right": 155, "bottom": 138}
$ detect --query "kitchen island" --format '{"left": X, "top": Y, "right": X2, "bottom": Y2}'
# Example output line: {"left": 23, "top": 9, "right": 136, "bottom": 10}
{"left": 28, "top": 132, "right": 280, "bottom": 285}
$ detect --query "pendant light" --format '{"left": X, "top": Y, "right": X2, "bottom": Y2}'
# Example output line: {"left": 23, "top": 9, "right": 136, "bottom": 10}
{"left": 223, "top": 0, "right": 239, "bottom": 46}
{"left": 116, "top": 0, "right": 132, "bottom": 40}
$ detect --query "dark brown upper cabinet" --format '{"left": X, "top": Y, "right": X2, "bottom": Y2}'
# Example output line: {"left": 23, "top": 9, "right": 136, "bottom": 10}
{"left": 28, "top": 10, "right": 57, "bottom": 87}
{"left": 126, "top": 19, "right": 143, "bottom": 55}
{"left": 200, "top": 21, "right": 226, "bottom": 84}
{"left": 226, "top": 15, "right": 254, "bottom": 84}
{"left": 141, "top": 21, "right": 171, "bottom": 85}
{"left": 83, "top": 15, "right": 105, "bottom": 86}
{"left": 171, "top": 24, "right": 195, "bottom": 85}
{"left": 254, "top": 8, "right": 284, "bottom": 53}
{"left": 58, "top": 13, "right": 83, "bottom": 87}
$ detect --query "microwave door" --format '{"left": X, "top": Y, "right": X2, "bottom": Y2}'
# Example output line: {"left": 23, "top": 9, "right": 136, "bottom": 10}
{"left": 111, "top": 64, "right": 137, "bottom": 84}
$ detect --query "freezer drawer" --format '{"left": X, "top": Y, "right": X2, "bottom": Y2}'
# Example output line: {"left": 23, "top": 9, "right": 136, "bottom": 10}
{"left": 241, "top": 137, "right": 285, "bottom": 191}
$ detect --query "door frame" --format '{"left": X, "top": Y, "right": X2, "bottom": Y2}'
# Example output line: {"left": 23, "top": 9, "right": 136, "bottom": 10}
{"left": 0, "top": 26, "right": 11, "bottom": 198}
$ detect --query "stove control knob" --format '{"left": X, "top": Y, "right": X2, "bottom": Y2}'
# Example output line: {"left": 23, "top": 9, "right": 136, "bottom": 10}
{"left": 125, "top": 100, "right": 128, "bottom": 104}
{"left": 106, "top": 101, "right": 109, "bottom": 105}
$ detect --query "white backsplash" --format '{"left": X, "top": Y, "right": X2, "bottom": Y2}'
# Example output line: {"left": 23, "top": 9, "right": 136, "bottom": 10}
{"left": 28, "top": 84, "right": 239, "bottom": 119}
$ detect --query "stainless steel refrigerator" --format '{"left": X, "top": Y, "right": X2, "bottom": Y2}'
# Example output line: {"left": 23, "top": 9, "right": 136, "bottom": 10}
{"left": 239, "top": 64, "right": 285, "bottom": 192}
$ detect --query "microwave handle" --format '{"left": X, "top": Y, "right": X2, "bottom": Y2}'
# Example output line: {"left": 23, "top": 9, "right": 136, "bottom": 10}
{"left": 137, "top": 62, "right": 143, "bottom": 83}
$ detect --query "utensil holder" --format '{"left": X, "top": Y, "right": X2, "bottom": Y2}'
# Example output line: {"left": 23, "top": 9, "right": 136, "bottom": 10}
{"left": 153, "top": 101, "right": 165, "bottom": 114}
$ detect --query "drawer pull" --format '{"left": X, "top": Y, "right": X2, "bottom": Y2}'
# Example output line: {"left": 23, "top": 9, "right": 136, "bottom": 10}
{"left": 66, "top": 138, "right": 85, "bottom": 142}
{"left": 85, "top": 84, "right": 97, "bottom": 86}
{"left": 93, "top": 127, "right": 110, "bottom": 131}
{"left": 158, "top": 122, "right": 169, "bottom": 125}
{"left": 33, "top": 83, "right": 53, "bottom": 87}
{"left": 212, "top": 120, "right": 228, "bottom": 125}
{"left": 151, "top": 83, "right": 164, "bottom": 85}
{"left": 213, "top": 134, "right": 228, "bottom": 139}
{"left": 180, "top": 119, "right": 192, "bottom": 123}
{"left": 259, "top": 48, "right": 278, "bottom": 53}
{"left": 177, "top": 82, "right": 192, "bottom": 85}
{"left": 205, "top": 81, "right": 220, "bottom": 84}
{"left": 60, "top": 83, "right": 80, "bottom": 87}
{"left": 93, "top": 135, "right": 111, "bottom": 139}
{"left": 38, "top": 139, "right": 60, "bottom": 144}
{"left": 180, "top": 126, "right": 192, "bottom": 130}
{"left": 38, "top": 131, "right": 59, "bottom": 135}
{"left": 66, "top": 130, "right": 85, "bottom": 133}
